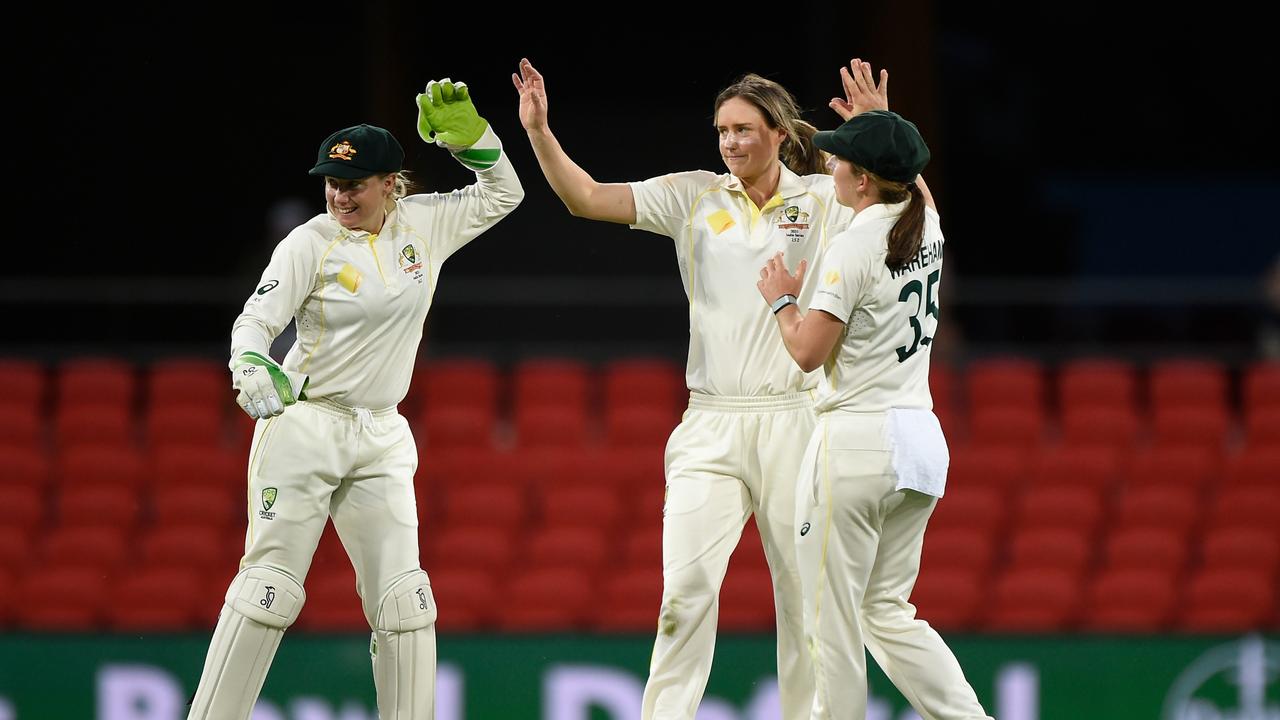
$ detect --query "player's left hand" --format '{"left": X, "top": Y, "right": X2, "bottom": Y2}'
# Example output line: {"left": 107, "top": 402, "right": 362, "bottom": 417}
{"left": 757, "top": 251, "right": 807, "bottom": 306}
{"left": 830, "top": 58, "right": 889, "bottom": 121}
{"left": 416, "top": 78, "right": 488, "bottom": 148}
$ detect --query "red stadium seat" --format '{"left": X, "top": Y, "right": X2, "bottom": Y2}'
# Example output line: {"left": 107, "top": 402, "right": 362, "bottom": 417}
{"left": 429, "top": 566, "right": 499, "bottom": 632}
{"left": 1113, "top": 486, "right": 1201, "bottom": 536}
{"left": 145, "top": 404, "right": 226, "bottom": 450}
{"left": 498, "top": 567, "right": 593, "bottom": 630}
{"left": 718, "top": 565, "right": 776, "bottom": 631}
{"left": 0, "top": 407, "right": 42, "bottom": 448}
{"left": 425, "top": 525, "right": 517, "bottom": 576}
{"left": 56, "top": 445, "right": 144, "bottom": 491}
{"left": 967, "top": 407, "right": 1046, "bottom": 450}
{"left": 0, "top": 526, "right": 32, "bottom": 574}
{"left": 1101, "top": 527, "right": 1189, "bottom": 575}
{"left": 1151, "top": 406, "right": 1231, "bottom": 452}
{"left": 0, "top": 446, "right": 50, "bottom": 490}
{"left": 1080, "top": 568, "right": 1177, "bottom": 632}
{"left": 1058, "top": 406, "right": 1142, "bottom": 451}
{"left": 1125, "top": 445, "right": 1217, "bottom": 492}
{"left": 944, "top": 445, "right": 1027, "bottom": 494}
{"left": 148, "top": 445, "right": 244, "bottom": 492}
{"left": 418, "top": 405, "right": 496, "bottom": 450}
{"left": 1006, "top": 527, "right": 1093, "bottom": 575}
{"left": 919, "top": 526, "right": 996, "bottom": 577}
{"left": 1242, "top": 408, "right": 1280, "bottom": 450}
{"left": 40, "top": 525, "right": 130, "bottom": 574}
{"left": 1057, "top": 358, "right": 1139, "bottom": 414}
{"left": 588, "top": 446, "right": 666, "bottom": 500}
{"left": 908, "top": 567, "right": 985, "bottom": 630}
{"left": 0, "top": 358, "right": 46, "bottom": 416}
{"left": 0, "top": 485, "right": 45, "bottom": 533}
{"left": 512, "top": 358, "right": 591, "bottom": 415}
{"left": 1243, "top": 361, "right": 1280, "bottom": 414}
{"left": 964, "top": 357, "right": 1046, "bottom": 414}
{"left": 1029, "top": 446, "right": 1121, "bottom": 491}
{"left": 524, "top": 525, "right": 612, "bottom": 574}
{"left": 13, "top": 565, "right": 106, "bottom": 630}
{"left": 55, "top": 358, "right": 137, "bottom": 413}
{"left": 442, "top": 483, "right": 528, "bottom": 530}
{"left": 149, "top": 485, "right": 238, "bottom": 530}
{"left": 1014, "top": 486, "right": 1104, "bottom": 534}
{"left": 1224, "top": 445, "right": 1280, "bottom": 488}
{"left": 1148, "top": 359, "right": 1228, "bottom": 413}
{"left": 589, "top": 564, "right": 663, "bottom": 632}
{"left": 145, "top": 357, "right": 228, "bottom": 411}
{"left": 514, "top": 405, "right": 590, "bottom": 449}
{"left": 1178, "top": 568, "right": 1277, "bottom": 632}
{"left": 928, "top": 486, "right": 1007, "bottom": 535}
{"left": 983, "top": 567, "right": 1081, "bottom": 632}
{"left": 54, "top": 405, "right": 134, "bottom": 449}
{"left": 296, "top": 568, "right": 367, "bottom": 631}
{"left": 623, "top": 525, "right": 664, "bottom": 569}
{"left": 605, "top": 406, "right": 679, "bottom": 448}
{"left": 1205, "top": 486, "right": 1280, "bottom": 535}
{"left": 138, "top": 525, "right": 229, "bottom": 575}
{"left": 512, "top": 447, "right": 591, "bottom": 492}
{"left": 631, "top": 481, "right": 668, "bottom": 531}
{"left": 539, "top": 486, "right": 625, "bottom": 531}
{"left": 55, "top": 485, "right": 141, "bottom": 530}
{"left": 1199, "top": 527, "right": 1280, "bottom": 574}
{"left": 602, "top": 357, "right": 684, "bottom": 417}
{"left": 107, "top": 566, "right": 210, "bottom": 631}
{"left": 408, "top": 357, "right": 500, "bottom": 421}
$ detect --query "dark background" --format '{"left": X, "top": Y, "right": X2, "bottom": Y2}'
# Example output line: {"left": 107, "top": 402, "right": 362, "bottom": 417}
{"left": 8, "top": 2, "right": 1277, "bottom": 364}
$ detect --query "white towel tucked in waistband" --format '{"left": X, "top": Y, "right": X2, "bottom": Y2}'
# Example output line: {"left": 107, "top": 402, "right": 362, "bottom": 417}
{"left": 887, "top": 408, "right": 949, "bottom": 498}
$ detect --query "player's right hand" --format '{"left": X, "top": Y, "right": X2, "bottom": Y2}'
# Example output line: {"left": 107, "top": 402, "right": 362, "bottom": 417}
{"left": 231, "top": 351, "right": 308, "bottom": 420}
{"left": 830, "top": 58, "right": 889, "bottom": 121}
{"left": 512, "top": 58, "right": 549, "bottom": 132}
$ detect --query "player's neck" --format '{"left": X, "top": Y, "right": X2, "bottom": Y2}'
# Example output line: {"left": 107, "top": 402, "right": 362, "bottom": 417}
{"left": 740, "top": 163, "right": 782, "bottom": 210}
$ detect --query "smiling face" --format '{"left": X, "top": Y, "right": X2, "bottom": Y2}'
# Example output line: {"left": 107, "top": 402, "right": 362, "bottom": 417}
{"left": 715, "top": 97, "right": 786, "bottom": 184}
{"left": 324, "top": 174, "right": 394, "bottom": 233}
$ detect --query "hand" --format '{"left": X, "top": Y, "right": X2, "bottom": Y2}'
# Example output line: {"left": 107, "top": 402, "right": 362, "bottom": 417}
{"left": 829, "top": 58, "right": 889, "bottom": 121}
{"left": 757, "top": 252, "right": 807, "bottom": 305}
{"left": 231, "top": 352, "right": 308, "bottom": 420}
{"left": 416, "top": 78, "right": 488, "bottom": 147}
{"left": 512, "top": 58, "right": 548, "bottom": 133}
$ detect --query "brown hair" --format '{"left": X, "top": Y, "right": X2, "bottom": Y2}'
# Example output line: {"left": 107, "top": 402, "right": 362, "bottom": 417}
{"left": 852, "top": 164, "right": 926, "bottom": 269}
{"left": 714, "top": 74, "right": 826, "bottom": 176}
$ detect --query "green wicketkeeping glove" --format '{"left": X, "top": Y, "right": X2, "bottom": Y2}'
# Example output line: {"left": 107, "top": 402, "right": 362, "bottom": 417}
{"left": 415, "top": 78, "right": 488, "bottom": 148}
{"left": 231, "top": 351, "right": 309, "bottom": 419}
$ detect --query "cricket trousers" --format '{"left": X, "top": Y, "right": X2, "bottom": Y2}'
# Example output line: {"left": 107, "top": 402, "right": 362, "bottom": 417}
{"left": 188, "top": 398, "right": 436, "bottom": 719}
{"left": 794, "top": 410, "right": 991, "bottom": 720}
{"left": 642, "top": 391, "right": 817, "bottom": 720}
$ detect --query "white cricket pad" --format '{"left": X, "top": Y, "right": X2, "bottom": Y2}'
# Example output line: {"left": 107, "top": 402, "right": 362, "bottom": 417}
{"left": 371, "top": 570, "right": 437, "bottom": 719}
{"left": 186, "top": 566, "right": 305, "bottom": 720}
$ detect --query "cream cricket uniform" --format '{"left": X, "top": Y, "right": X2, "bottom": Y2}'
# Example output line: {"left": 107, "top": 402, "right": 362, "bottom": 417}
{"left": 188, "top": 127, "right": 522, "bottom": 720}
{"left": 797, "top": 201, "right": 990, "bottom": 719}
{"left": 629, "top": 165, "right": 853, "bottom": 720}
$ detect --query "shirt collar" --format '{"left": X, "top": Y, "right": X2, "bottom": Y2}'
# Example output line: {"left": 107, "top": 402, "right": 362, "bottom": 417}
{"left": 849, "top": 200, "right": 909, "bottom": 228}
{"left": 722, "top": 163, "right": 808, "bottom": 200}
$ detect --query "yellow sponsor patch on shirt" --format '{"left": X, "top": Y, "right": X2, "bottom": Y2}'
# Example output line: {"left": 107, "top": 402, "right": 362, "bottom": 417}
{"left": 706, "top": 209, "right": 736, "bottom": 235}
{"left": 337, "top": 263, "right": 362, "bottom": 293}
{"left": 825, "top": 270, "right": 841, "bottom": 285}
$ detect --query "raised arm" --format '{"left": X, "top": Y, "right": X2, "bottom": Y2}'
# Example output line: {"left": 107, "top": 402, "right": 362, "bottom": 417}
{"left": 831, "top": 58, "right": 936, "bottom": 212}
{"left": 513, "top": 58, "right": 636, "bottom": 224}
